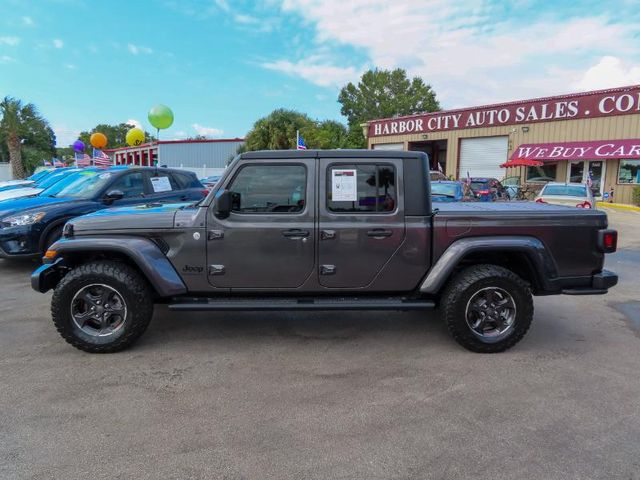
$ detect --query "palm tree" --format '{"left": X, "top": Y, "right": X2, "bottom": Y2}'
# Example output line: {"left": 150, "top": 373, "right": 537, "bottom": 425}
{"left": 0, "top": 97, "right": 50, "bottom": 179}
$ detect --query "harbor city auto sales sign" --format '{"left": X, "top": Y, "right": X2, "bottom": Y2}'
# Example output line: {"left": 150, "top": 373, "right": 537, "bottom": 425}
{"left": 368, "top": 85, "right": 640, "bottom": 137}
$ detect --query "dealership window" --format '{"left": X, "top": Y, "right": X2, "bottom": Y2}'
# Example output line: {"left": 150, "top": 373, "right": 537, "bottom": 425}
{"left": 327, "top": 164, "right": 396, "bottom": 213}
{"left": 618, "top": 159, "right": 640, "bottom": 184}
{"left": 526, "top": 162, "right": 558, "bottom": 183}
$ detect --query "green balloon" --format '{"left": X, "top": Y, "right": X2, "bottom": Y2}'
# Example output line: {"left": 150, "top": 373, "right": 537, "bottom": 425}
{"left": 148, "top": 104, "right": 174, "bottom": 130}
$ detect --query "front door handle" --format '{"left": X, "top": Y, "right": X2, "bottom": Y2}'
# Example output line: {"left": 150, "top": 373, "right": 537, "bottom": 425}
{"left": 366, "top": 229, "right": 393, "bottom": 238}
{"left": 282, "top": 229, "right": 310, "bottom": 239}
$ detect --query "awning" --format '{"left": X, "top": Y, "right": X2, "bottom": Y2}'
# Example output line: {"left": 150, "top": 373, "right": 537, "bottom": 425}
{"left": 511, "top": 139, "right": 640, "bottom": 161}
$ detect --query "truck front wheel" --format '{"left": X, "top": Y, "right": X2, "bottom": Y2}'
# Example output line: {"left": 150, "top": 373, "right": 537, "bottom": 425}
{"left": 51, "top": 261, "right": 154, "bottom": 353}
{"left": 440, "top": 264, "right": 533, "bottom": 353}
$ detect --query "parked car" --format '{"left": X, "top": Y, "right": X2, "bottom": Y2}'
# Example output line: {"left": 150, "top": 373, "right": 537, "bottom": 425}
{"left": 201, "top": 174, "right": 222, "bottom": 191}
{"left": 0, "top": 167, "right": 207, "bottom": 259}
{"left": 429, "top": 170, "right": 447, "bottom": 181}
{"left": 32, "top": 150, "right": 617, "bottom": 354}
{"left": 431, "top": 180, "right": 467, "bottom": 202}
{"left": 0, "top": 168, "right": 56, "bottom": 192}
{"left": 0, "top": 168, "right": 87, "bottom": 202}
{"left": 535, "top": 182, "right": 594, "bottom": 208}
{"left": 469, "top": 177, "right": 510, "bottom": 201}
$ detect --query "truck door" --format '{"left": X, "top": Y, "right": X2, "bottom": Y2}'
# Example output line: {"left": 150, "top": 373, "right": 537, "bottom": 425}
{"left": 206, "top": 159, "right": 315, "bottom": 289}
{"left": 318, "top": 158, "right": 406, "bottom": 288}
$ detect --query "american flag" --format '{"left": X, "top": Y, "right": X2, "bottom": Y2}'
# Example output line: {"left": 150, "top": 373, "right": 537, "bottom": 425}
{"left": 92, "top": 148, "right": 113, "bottom": 168}
{"left": 466, "top": 170, "right": 471, "bottom": 185}
{"left": 75, "top": 152, "right": 91, "bottom": 167}
{"left": 296, "top": 131, "right": 307, "bottom": 150}
{"left": 437, "top": 162, "right": 443, "bottom": 173}
{"left": 586, "top": 170, "right": 593, "bottom": 188}
{"left": 53, "top": 158, "right": 66, "bottom": 167}
{"left": 43, "top": 159, "right": 53, "bottom": 166}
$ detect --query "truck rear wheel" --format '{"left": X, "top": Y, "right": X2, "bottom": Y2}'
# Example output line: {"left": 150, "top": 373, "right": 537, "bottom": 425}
{"left": 440, "top": 264, "right": 533, "bottom": 353}
{"left": 51, "top": 261, "right": 154, "bottom": 353}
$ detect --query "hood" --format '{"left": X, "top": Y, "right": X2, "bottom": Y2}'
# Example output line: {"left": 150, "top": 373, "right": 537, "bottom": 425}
{"left": 0, "top": 187, "right": 43, "bottom": 202}
{"left": 0, "top": 195, "right": 75, "bottom": 219}
{"left": 69, "top": 202, "right": 190, "bottom": 233}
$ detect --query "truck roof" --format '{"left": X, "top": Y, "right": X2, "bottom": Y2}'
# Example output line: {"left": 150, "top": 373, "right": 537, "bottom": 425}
{"left": 239, "top": 149, "right": 427, "bottom": 160}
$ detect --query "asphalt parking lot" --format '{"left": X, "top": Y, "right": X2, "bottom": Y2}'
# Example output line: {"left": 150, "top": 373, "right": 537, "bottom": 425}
{"left": 1, "top": 209, "right": 639, "bottom": 480}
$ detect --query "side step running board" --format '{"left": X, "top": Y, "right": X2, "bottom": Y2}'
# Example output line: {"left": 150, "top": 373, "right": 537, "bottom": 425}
{"left": 168, "top": 297, "right": 436, "bottom": 312}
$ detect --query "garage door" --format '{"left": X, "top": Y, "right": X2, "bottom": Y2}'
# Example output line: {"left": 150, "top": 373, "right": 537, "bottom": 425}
{"left": 372, "top": 143, "right": 404, "bottom": 150}
{"left": 459, "top": 136, "right": 508, "bottom": 179}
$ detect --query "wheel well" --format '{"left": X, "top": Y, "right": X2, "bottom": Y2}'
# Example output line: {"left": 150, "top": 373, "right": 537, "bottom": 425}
{"left": 453, "top": 250, "right": 541, "bottom": 293}
{"left": 61, "top": 251, "right": 159, "bottom": 297}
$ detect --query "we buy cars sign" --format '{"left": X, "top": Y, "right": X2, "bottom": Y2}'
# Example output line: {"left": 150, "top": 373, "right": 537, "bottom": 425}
{"left": 511, "top": 139, "right": 640, "bottom": 161}
{"left": 368, "top": 85, "right": 640, "bottom": 137}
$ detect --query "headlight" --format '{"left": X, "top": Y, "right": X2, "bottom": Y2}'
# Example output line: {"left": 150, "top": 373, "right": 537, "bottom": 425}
{"left": 2, "top": 211, "right": 46, "bottom": 227}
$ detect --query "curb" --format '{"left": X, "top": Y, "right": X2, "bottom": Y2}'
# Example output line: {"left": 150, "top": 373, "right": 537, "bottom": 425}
{"left": 597, "top": 202, "right": 640, "bottom": 212}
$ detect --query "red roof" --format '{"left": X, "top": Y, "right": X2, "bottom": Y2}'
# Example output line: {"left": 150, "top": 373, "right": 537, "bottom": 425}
{"left": 105, "top": 137, "right": 244, "bottom": 153}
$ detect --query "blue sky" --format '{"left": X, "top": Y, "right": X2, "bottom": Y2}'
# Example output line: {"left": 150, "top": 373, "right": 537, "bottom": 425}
{"left": 1, "top": 0, "right": 639, "bottom": 147}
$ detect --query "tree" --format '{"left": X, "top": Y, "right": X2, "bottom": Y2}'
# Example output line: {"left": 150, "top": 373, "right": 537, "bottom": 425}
{"left": 75, "top": 123, "right": 156, "bottom": 152}
{"left": 242, "top": 110, "right": 355, "bottom": 152}
{"left": 338, "top": 68, "right": 440, "bottom": 147}
{"left": 0, "top": 96, "right": 56, "bottom": 178}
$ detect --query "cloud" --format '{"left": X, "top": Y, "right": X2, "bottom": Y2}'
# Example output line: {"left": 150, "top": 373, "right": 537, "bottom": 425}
{"left": 127, "top": 43, "right": 153, "bottom": 55}
{"left": 262, "top": 59, "right": 364, "bottom": 88}
{"left": 22, "top": 16, "right": 34, "bottom": 26}
{"left": 0, "top": 36, "right": 20, "bottom": 46}
{"left": 192, "top": 123, "right": 224, "bottom": 137}
{"left": 0, "top": 55, "right": 15, "bottom": 63}
{"left": 52, "top": 125, "right": 81, "bottom": 148}
{"left": 64, "top": 63, "right": 76, "bottom": 69}
{"left": 214, "top": 0, "right": 230, "bottom": 12}
{"left": 126, "top": 118, "right": 142, "bottom": 129}
{"left": 573, "top": 56, "right": 640, "bottom": 91}
{"left": 274, "top": 1, "right": 640, "bottom": 105}
{"left": 53, "top": 38, "right": 64, "bottom": 48}
{"left": 234, "top": 13, "right": 259, "bottom": 24}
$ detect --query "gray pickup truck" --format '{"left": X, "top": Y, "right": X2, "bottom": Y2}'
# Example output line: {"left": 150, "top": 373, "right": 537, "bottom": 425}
{"left": 31, "top": 150, "right": 618, "bottom": 353}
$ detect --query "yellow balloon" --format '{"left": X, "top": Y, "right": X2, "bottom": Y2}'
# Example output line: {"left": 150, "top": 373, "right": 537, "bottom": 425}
{"left": 126, "top": 127, "right": 145, "bottom": 146}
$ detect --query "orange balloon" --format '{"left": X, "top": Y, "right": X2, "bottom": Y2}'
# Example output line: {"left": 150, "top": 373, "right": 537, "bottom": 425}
{"left": 90, "top": 132, "right": 108, "bottom": 149}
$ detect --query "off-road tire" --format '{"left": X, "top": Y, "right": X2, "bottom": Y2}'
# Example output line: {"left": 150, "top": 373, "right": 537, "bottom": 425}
{"left": 441, "top": 264, "right": 533, "bottom": 353}
{"left": 51, "top": 261, "right": 154, "bottom": 353}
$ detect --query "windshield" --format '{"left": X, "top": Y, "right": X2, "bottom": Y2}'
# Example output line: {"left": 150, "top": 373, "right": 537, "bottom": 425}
{"left": 543, "top": 185, "right": 587, "bottom": 197}
{"left": 29, "top": 169, "right": 52, "bottom": 182}
{"left": 41, "top": 170, "right": 110, "bottom": 198}
{"left": 431, "top": 183, "right": 459, "bottom": 196}
{"left": 470, "top": 181, "right": 489, "bottom": 191}
{"left": 36, "top": 170, "right": 75, "bottom": 189}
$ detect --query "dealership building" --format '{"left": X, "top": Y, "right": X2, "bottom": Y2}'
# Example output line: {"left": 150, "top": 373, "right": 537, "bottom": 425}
{"left": 107, "top": 138, "right": 244, "bottom": 177}
{"left": 365, "top": 85, "right": 640, "bottom": 205}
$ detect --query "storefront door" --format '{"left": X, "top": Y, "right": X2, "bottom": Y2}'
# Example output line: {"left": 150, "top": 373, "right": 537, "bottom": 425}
{"left": 566, "top": 160, "right": 606, "bottom": 196}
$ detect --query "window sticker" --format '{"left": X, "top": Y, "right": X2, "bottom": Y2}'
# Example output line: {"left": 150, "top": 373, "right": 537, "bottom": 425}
{"left": 98, "top": 173, "right": 111, "bottom": 179}
{"left": 331, "top": 169, "right": 357, "bottom": 201}
{"left": 150, "top": 176, "right": 172, "bottom": 192}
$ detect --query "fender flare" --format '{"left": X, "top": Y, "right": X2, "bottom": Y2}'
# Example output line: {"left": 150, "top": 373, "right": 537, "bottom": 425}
{"left": 419, "top": 236, "right": 558, "bottom": 294}
{"left": 47, "top": 236, "right": 187, "bottom": 297}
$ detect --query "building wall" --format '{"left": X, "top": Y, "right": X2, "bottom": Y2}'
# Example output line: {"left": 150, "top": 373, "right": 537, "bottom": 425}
{"left": 369, "top": 114, "right": 640, "bottom": 204}
{"left": 158, "top": 141, "right": 243, "bottom": 169}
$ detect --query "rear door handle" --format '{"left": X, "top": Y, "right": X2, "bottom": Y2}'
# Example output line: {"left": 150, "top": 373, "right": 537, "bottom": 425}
{"left": 366, "top": 229, "right": 393, "bottom": 238}
{"left": 282, "top": 229, "right": 310, "bottom": 238}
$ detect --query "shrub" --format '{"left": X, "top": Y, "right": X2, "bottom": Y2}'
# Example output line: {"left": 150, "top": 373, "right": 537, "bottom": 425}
{"left": 632, "top": 186, "right": 640, "bottom": 206}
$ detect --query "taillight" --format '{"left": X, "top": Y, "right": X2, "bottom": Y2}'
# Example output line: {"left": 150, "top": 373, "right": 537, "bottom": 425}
{"left": 202, "top": 189, "right": 210, "bottom": 196}
{"left": 598, "top": 229, "right": 617, "bottom": 253}
{"left": 478, "top": 190, "right": 490, "bottom": 195}
{"left": 576, "top": 201, "right": 591, "bottom": 209}
{"left": 535, "top": 198, "right": 546, "bottom": 203}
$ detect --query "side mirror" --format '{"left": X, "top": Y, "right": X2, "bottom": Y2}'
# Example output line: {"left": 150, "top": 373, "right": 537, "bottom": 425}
{"left": 104, "top": 190, "right": 124, "bottom": 204}
{"left": 214, "top": 190, "right": 231, "bottom": 219}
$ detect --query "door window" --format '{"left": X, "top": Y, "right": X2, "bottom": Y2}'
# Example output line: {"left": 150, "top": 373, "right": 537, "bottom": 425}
{"left": 568, "top": 161, "right": 584, "bottom": 183}
{"left": 326, "top": 164, "right": 396, "bottom": 213}
{"left": 109, "top": 172, "right": 145, "bottom": 198}
{"left": 228, "top": 164, "right": 306, "bottom": 213}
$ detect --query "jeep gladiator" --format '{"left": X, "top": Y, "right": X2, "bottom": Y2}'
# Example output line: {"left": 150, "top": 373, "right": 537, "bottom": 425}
{"left": 31, "top": 150, "right": 618, "bottom": 353}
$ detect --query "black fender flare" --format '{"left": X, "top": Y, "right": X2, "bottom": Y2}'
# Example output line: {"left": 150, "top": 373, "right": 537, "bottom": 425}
{"left": 45, "top": 236, "right": 187, "bottom": 297}
{"left": 419, "top": 236, "right": 558, "bottom": 294}
{"left": 39, "top": 216, "right": 74, "bottom": 252}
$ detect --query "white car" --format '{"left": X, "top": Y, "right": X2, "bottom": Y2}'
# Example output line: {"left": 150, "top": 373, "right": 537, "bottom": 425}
{"left": 535, "top": 182, "right": 594, "bottom": 209}
{"left": 0, "top": 179, "right": 34, "bottom": 191}
{"left": 0, "top": 186, "right": 43, "bottom": 202}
